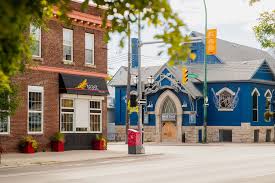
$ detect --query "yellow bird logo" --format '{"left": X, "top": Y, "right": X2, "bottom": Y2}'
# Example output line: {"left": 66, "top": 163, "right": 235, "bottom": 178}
{"left": 76, "top": 79, "right": 88, "bottom": 89}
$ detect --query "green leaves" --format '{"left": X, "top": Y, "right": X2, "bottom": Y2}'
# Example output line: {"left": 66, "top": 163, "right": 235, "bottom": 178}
{"left": 253, "top": 10, "right": 275, "bottom": 48}
{"left": 92, "top": 0, "right": 190, "bottom": 65}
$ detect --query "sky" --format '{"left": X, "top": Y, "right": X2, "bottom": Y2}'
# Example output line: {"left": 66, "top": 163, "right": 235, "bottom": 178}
{"left": 107, "top": 0, "right": 275, "bottom": 75}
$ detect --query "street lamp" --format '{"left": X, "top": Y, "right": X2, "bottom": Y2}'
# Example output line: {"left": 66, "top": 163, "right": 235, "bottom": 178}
{"left": 147, "top": 75, "right": 154, "bottom": 85}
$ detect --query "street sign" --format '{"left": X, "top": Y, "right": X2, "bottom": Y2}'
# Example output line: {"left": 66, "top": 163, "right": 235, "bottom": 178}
{"left": 138, "top": 99, "right": 147, "bottom": 105}
{"left": 188, "top": 73, "right": 199, "bottom": 79}
{"left": 206, "top": 29, "right": 217, "bottom": 55}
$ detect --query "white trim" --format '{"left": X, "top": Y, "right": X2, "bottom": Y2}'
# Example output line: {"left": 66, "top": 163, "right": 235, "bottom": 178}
{"left": 251, "top": 88, "right": 260, "bottom": 96}
{"left": 60, "top": 94, "right": 104, "bottom": 100}
{"left": 218, "top": 108, "right": 234, "bottom": 112}
{"left": 0, "top": 114, "right": 10, "bottom": 135}
{"left": 155, "top": 90, "right": 182, "bottom": 142}
{"left": 216, "top": 87, "right": 235, "bottom": 96}
{"left": 252, "top": 88, "right": 259, "bottom": 122}
{"left": 265, "top": 89, "right": 272, "bottom": 122}
{"left": 85, "top": 33, "right": 95, "bottom": 66}
{"left": 30, "top": 25, "right": 41, "bottom": 58}
{"left": 27, "top": 85, "right": 44, "bottom": 134}
{"left": 264, "top": 89, "right": 272, "bottom": 98}
{"left": 63, "top": 28, "right": 73, "bottom": 62}
{"left": 60, "top": 96, "right": 103, "bottom": 133}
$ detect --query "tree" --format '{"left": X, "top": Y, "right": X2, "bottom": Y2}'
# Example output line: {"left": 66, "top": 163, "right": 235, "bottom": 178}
{"left": 253, "top": 10, "right": 275, "bottom": 48}
{"left": 249, "top": 0, "right": 275, "bottom": 48}
{"left": 0, "top": 0, "right": 190, "bottom": 93}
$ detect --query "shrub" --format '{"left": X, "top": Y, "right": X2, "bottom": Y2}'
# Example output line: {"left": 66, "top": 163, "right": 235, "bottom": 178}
{"left": 19, "top": 136, "right": 39, "bottom": 151}
{"left": 50, "top": 132, "right": 65, "bottom": 142}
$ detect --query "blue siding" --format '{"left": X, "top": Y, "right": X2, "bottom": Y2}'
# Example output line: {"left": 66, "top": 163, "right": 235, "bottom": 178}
{"left": 114, "top": 62, "right": 275, "bottom": 128}
{"left": 185, "top": 42, "right": 222, "bottom": 64}
{"left": 252, "top": 61, "right": 274, "bottom": 81}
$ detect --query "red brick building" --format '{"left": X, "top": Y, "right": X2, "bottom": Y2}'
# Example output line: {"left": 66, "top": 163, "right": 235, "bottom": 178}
{"left": 0, "top": 1, "right": 109, "bottom": 152}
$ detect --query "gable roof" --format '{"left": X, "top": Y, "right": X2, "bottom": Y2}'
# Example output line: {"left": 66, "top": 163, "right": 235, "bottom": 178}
{"left": 177, "top": 59, "right": 267, "bottom": 82}
{"left": 108, "top": 66, "right": 161, "bottom": 86}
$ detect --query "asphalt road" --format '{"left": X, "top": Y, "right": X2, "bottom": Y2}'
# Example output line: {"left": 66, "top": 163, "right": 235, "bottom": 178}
{"left": 1, "top": 143, "right": 275, "bottom": 183}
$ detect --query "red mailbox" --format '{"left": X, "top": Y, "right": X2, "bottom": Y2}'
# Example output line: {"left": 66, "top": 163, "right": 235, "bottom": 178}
{"left": 128, "top": 129, "right": 141, "bottom": 146}
{"left": 128, "top": 129, "right": 143, "bottom": 154}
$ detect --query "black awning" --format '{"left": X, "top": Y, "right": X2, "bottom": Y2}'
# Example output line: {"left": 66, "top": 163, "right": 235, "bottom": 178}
{"left": 59, "top": 74, "right": 109, "bottom": 96}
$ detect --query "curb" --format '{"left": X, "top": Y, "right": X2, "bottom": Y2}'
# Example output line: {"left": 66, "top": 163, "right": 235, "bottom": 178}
{"left": 0, "top": 153, "right": 162, "bottom": 170}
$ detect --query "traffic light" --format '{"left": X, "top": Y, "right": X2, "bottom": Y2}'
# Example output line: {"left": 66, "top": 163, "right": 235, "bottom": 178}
{"left": 130, "top": 94, "right": 137, "bottom": 107}
{"left": 182, "top": 67, "right": 188, "bottom": 84}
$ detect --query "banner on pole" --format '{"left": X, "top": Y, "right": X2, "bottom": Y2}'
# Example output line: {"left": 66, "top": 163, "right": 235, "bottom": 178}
{"left": 131, "top": 38, "right": 139, "bottom": 69}
{"left": 206, "top": 29, "right": 217, "bottom": 55}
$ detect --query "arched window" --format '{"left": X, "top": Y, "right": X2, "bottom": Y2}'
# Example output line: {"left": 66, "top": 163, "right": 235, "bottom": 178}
{"left": 161, "top": 97, "right": 176, "bottom": 121}
{"left": 162, "top": 97, "right": 176, "bottom": 114}
{"left": 265, "top": 90, "right": 272, "bottom": 122}
{"left": 216, "top": 87, "right": 235, "bottom": 111}
{"left": 252, "top": 88, "right": 260, "bottom": 122}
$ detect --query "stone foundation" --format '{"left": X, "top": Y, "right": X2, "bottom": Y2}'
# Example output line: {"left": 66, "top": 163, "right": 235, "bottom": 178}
{"left": 114, "top": 126, "right": 156, "bottom": 142}
{"left": 114, "top": 124, "right": 274, "bottom": 143}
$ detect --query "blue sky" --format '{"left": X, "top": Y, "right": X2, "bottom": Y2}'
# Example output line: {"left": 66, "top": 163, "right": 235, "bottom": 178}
{"left": 107, "top": 0, "right": 275, "bottom": 75}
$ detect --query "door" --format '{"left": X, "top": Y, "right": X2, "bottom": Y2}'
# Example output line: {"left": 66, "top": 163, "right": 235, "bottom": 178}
{"left": 162, "top": 121, "right": 177, "bottom": 142}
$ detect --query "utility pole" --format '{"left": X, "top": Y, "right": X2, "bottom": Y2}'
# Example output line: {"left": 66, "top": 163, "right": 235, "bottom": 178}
{"left": 137, "top": 14, "right": 144, "bottom": 151}
{"left": 125, "top": 23, "right": 131, "bottom": 144}
{"left": 203, "top": 0, "right": 208, "bottom": 143}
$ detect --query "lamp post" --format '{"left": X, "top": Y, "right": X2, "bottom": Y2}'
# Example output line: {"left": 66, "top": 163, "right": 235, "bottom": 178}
{"left": 202, "top": 0, "right": 208, "bottom": 143}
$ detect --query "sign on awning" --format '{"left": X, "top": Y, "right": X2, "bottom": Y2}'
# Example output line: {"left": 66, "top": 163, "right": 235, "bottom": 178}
{"left": 59, "top": 74, "right": 109, "bottom": 96}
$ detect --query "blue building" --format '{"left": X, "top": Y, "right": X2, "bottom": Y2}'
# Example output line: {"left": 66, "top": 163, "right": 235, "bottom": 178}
{"left": 109, "top": 32, "right": 275, "bottom": 143}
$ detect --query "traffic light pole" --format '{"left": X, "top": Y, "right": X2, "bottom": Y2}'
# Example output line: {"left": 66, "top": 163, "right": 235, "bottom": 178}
{"left": 203, "top": 0, "right": 208, "bottom": 143}
{"left": 137, "top": 14, "right": 144, "bottom": 152}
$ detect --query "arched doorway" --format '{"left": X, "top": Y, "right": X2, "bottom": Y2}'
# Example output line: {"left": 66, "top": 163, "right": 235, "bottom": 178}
{"left": 155, "top": 90, "right": 183, "bottom": 143}
{"left": 161, "top": 97, "right": 177, "bottom": 142}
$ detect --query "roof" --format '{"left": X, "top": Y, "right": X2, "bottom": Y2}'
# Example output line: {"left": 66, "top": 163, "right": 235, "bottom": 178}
{"left": 173, "top": 59, "right": 267, "bottom": 82}
{"left": 110, "top": 32, "right": 275, "bottom": 88}
{"left": 108, "top": 66, "right": 161, "bottom": 86}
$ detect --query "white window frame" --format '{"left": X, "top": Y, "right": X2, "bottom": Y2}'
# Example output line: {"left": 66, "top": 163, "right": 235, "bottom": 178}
{"left": 27, "top": 86, "right": 44, "bottom": 134}
{"left": 30, "top": 24, "right": 41, "bottom": 58}
{"left": 59, "top": 94, "right": 103, "bottom": 133}
{"left": 89, "top": 100, "right": 102, "bottom": 133}
{"left": 252, "top": 88, "right": 260, "bottom": 122}
{"left": 60, "top": 98, "right": 75, "bottom": 133}
{"left": 265, "top": 89, "right": 272, "bottom": 122}
{"left": 0, "top": 111, "right": 10, "bottom": 135}
{"left": 216, "top": 87, "right": 235, "bottom": 111}
{"left": 85, "top": 33, "right": 95, "bottom": 66}
{"left": 63, "top": 28, "right": 73, "bottom": 63}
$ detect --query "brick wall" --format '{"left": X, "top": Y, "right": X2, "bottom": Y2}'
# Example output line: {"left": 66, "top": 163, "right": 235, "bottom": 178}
{"left": 0, "top": 2, "right": 108, "bottom": 152}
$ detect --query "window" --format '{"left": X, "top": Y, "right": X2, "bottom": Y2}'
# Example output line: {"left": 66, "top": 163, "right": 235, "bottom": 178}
{"left": 90, "top": 101, "right": 102, "bottom": 132}
{"left": 0, "top": 112, "right": 9, "bottom": 134}
{"left": 60, "top": 99, "right": 74, "bottom": 132}
{"left": 30, "top": 25, "right": 41, "bottom": 57}
{"left": 60, "top": 96, "right": 103, "bottom": 133}
{"left": 265, "top": 90, "right": 272, "bottom": 122}
{"left": 252, "top": 88, "right": 260, "bottom": 122}
{"left": 216, "top": 87, "right": 235, "bottom": 111}
{"left": 28, "top": 86, "right": 43, "bottom": 133}
{"left": 63, "top": 28, "right": 73, "bottom": 62}
{"left": 85, "top": 33, "right": 94, "bottom": 65}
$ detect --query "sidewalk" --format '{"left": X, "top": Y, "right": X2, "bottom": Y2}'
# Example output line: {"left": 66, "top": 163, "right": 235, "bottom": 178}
{"left": 0, "top": 145, "right": 146, "bottom": 168}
